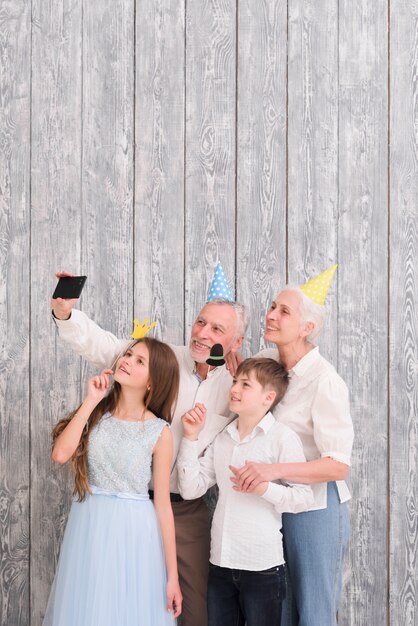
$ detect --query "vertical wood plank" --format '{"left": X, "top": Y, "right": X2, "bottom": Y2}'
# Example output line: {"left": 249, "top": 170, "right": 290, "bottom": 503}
{"left": 389, "top": 1, "right": 418, "bottom": 624}
{"left": 338, "top": 2, "right": 389, "bottom": 624}
{"left": 134, "top": 0, "right": 185, "bottom": 344}
{"left": 82, "top": 0, "right": 135, "bottom": 344}
{"left": 30, "top": 1, "right": 83, "bottom": 624}
{"left": 236, "top": 0, "right": 287, "bottom": 356}
{"left": 0, "top": 2, "right": 31, "bottom": 624}
{"left": 287, "top": 0, "right": 339, "bottom": 365}
{"left": 185, "top": 0, "right": 236, "bottom": 330}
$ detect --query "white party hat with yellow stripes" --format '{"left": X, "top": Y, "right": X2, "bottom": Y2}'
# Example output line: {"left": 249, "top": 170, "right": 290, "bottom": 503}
{"left": 300, "top": 265, "right": 338, "bottom": 305}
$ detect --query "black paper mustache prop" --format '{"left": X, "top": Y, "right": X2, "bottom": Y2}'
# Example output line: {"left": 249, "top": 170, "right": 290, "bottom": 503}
{"left": 206, "top": 343, "right": 225, "bottom": 366}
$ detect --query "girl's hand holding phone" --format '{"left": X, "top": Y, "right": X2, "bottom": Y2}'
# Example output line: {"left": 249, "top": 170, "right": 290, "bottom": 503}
{"left": 85, "top": 369, "right": 113, "bottom": 405}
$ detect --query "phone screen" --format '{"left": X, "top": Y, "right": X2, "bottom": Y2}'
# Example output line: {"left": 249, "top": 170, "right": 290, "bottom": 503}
{"left": 52, "top": 276, "right": 87, "bottom": 299}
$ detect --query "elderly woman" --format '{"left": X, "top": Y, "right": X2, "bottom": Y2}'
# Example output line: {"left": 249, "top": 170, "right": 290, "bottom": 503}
{"left": 230, "top": 267, "right": 354, "bottom": 626}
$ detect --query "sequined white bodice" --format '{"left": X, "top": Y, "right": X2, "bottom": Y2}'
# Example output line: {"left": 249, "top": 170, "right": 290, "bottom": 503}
{"left": 88, "top": 412, "right": 168, "bottom": 495}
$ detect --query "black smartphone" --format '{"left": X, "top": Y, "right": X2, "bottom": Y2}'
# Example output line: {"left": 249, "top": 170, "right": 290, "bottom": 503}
{"left": 52, "top": 276, "right": 87, "bottom": 299}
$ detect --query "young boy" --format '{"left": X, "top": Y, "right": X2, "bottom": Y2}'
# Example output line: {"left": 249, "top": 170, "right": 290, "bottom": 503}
{"left": 177, "top": 357, "right": 313, "bottom": 626}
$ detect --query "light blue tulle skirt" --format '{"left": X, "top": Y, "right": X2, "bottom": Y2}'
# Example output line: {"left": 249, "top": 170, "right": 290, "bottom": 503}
{"left": 43, "top": 487, "right": 176, "bottom": 625}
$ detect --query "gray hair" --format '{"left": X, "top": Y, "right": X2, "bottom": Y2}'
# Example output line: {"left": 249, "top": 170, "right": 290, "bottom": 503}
{"left": 206, "top": 298, "right": 249, "bottom": 338}
{"left": 283, "top": 285, "right": 327, "bottom": 342}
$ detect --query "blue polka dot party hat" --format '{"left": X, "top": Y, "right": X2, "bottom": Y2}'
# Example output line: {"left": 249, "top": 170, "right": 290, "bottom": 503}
{"left": 207, "top": 262, "right": 234, "bottom": 302}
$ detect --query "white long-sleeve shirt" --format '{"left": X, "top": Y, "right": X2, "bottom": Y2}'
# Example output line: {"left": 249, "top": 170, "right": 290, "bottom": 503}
{"left": 53, "top": 309, "right": 235, "bottom": 493}
{"left": 258, "top": 346, "right": 354, "bottom": 510}
{"left": 177, "top": 412, "right": 314, "bottom": 570}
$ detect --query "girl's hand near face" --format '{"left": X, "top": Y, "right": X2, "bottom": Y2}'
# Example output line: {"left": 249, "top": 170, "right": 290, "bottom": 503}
{"left": 181, "top": 403, "right": 207, "bottom": 440}
{"left": 85, "top": 369, "right": 113, "bottom": 406}
{"left": 52, "top": 368, "right": 112, "bottom": 465}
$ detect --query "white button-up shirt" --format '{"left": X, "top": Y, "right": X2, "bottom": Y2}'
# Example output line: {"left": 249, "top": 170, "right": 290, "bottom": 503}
{"left": 54, "top": 309, "right": 235, "bottom": 493}
{"left": 258, "top": 346, "right": 354, "bottom": 510}
{"left": 177, "top": 412, "right": 314, "bottom": 571}
{"left": 167, "top": 344, "right": 235, "bottom": 491}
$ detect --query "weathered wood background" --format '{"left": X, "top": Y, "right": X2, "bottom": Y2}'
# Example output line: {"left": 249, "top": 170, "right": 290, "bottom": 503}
{"left": 0, "top": 1, "right": 417, "bottom": 624}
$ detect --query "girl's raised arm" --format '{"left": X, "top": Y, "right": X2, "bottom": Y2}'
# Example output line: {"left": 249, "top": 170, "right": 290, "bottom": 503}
{"left": 52, "top": 369, "right": 112, "bottom": 464}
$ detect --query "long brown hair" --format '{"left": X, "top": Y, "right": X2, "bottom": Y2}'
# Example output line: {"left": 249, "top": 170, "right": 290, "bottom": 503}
{"left": 52, "top": 337, "right": 179, "bottom": 501}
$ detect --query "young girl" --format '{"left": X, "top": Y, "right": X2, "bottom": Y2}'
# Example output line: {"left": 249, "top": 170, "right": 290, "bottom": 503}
{"left": 43, "top": 337, "right": 182, "bottom": 625}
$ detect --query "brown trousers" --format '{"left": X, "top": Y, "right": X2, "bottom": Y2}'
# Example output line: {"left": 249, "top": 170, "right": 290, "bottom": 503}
{"left": 172, "top": 497, "right": 211, "bottom": 626}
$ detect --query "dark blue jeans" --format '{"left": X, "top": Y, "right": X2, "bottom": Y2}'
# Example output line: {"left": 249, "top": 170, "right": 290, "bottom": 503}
{"left": 207, "top": 563, "right": 286, "bottom": 626}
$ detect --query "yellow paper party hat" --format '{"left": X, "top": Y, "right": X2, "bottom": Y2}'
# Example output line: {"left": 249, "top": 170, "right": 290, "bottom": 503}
{"left": 300, "top": 265, "right": 338, "bottom": 305}
{"left": 131, "top": 318, "right": 157, "bottom": 339}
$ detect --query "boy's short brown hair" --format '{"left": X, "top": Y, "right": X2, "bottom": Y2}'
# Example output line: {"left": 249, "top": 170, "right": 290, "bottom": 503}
{"left": 235, "top": 357, "right": 288, "bottom": 410}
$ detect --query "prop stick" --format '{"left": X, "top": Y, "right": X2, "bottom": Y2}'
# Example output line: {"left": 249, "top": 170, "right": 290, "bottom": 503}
{"left": 206, "top": 343, "right": 225, "bottom": 371}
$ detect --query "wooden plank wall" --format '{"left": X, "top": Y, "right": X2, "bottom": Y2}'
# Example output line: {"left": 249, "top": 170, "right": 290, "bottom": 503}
{"left": 390, "top": 1, "right": 418, "bottom": 625}
{"left": 0, "top": 2, "right": 417, "bottom": 625}
{"left": 0, "top": 2, "right": 31, "bottom": 624}
{"left": 237, "top": 0, "right": 287, "bottom": 351}
{"left": 30, "top": 1, "right": 83, "bottom": 620}
{"left": 338, "top": 2, "right": 389, "bottom": 622}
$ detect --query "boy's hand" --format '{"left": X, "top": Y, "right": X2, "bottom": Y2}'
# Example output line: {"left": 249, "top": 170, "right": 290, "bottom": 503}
{"left": 182, "top": 403, "right": 207, "bottom": 440}
{"left": 85, "top": 369, "right": 113, "bottom": 405}
{"left": 229, "top": 462, "right": 280, "bottom": 492}
{"left": 229, "top": 465, "right": 268, "bottom": 495}
{"left": 248, "top": 481, "right": 268, "bottom": 496}
{"left": 51, "top": 270, "right": 77, "bottom": 320}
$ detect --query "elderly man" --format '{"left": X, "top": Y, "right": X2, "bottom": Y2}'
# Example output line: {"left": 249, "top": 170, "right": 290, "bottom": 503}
{"left": 51, "top": 277, "right": 248, "bottom": 626}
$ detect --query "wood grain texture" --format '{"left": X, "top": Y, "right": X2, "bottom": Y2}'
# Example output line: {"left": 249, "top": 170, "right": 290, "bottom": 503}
{"left": 287, "top": 0, "right": 339, "bottom": 365}
{"left": 134, "top": 0, "right": 185, "bottom": 345}
{"left": 29, "top": 1, "right": 84, "bottom": 624}
{"left": 184, "top": 0, "right": 236, "bottom": 331}
{"left": 338, "top": 1, "right": 389, "bottom": 624}
{"left": 0, "top": 2, "right": 31, "bottom": 624}
{"left": 82, "top": 0, "right": 135, "bottom": 345}
{"left": 389, "top": 1, "right": 418, "bottom": 624}
{"left": 1, "top": 2, "right": 418, "bottom": 624}
{"left": 236, "top": 0, "right": 287, "bottom": 357}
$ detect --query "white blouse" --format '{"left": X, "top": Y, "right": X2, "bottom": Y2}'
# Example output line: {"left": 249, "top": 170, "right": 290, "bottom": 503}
{"left": 257, "top": 346, "right": 354, "bottom": 510}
